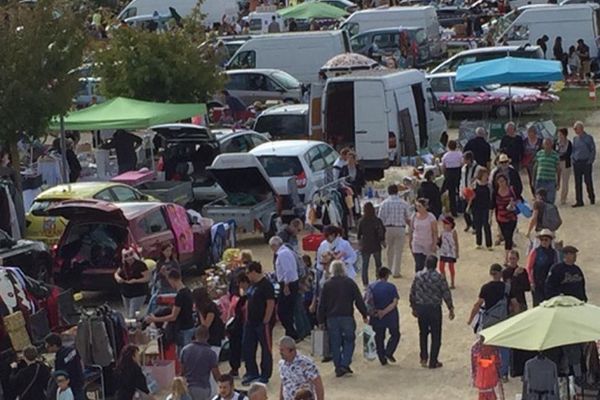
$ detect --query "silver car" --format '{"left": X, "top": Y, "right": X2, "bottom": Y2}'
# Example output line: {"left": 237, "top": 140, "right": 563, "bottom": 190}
{"left": 222, "top": 69, "right": 303, "bottom": 106}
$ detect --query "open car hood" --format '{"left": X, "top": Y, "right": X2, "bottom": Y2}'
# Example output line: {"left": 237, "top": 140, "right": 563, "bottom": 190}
{"left": 208, "top": 153, "right": 276, "bottom": 198}
{"left": 46, "top": 199, "right": 129, "bottom": 225}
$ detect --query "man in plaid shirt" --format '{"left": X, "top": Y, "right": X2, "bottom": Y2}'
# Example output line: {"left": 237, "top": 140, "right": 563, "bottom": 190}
{"left": 409, "top": 256, "right": 455, "bottom": 369}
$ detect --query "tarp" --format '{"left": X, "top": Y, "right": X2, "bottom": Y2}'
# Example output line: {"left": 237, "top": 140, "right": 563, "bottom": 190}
{"left": 48, "top": 97, "right": 207, "bottom": 131}
{"left": 455, "top": 56, "right": 563, "bottom": 90}
{"left": 479, "top": 296, "right": 600, "bottom": 351}
{"left": 277, "top": 2, "right": 348, "bottom": 19}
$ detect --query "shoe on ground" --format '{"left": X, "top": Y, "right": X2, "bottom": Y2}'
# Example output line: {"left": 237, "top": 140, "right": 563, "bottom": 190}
{"left": 335, "top": 368, "right": 347, "bottom": 378}
{"left": 450, "top": 285, "right": 456, "bottom": 290}
{"left": 572, "top": 203, "right": 584, "bottom": 208}
{"left": 502, "top": 376, "right": 509, "bottom": 383}
{"left": 321, "top": 356, "right": 333, "bottom": 363}
{"left": 475, "top": 245, "right": 483, "bottom": 250}
{"left": 345, "top": 366, "right": 354, "bottom": 374}
{"left": 487, "top": 247, "right": 494, "bottom": 251}
{"left": 429, "top": 362, "right": 443, "bottom": 369}
{"left": 591, "top": 198, "right": 596, "bottom": 205}
{"left": 393, "top": 274, "right": 402, "bottom": 279}
{"left": 420, "top": 359, "right": 428, "bottom": 368}
{"left": 380, "top": 358, "right": 388, "bottom": 366}
{"left": 241, "top": 376, "right": 259, "bottom": 386}
{"left": 464, "top": 226, "right": 471, "bottom": 232}
{"left": 258, "top": 377, "right": 269, "bottom": 384}
{"left": 386, "top": 354, "right": 397, "bottom": 363}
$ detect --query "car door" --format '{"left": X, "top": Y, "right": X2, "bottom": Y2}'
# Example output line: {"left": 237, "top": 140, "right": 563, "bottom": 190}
{"left": 135, "top": 208, "right": 175, "bottom": 261}
{"left": 248, "top": 133, "right": 270, "bottom": 149}
{"left": 225, "top": 73, "right": 251, "bottom": 104}
{"left": 304, "top": 145, "right": 328, "bottom": 195}
{"left": 162, "top": 204, "right": 195, "bottom": 266}
{"left": 317, "top": 143, "right": 338, "bottom": 184}
{"left": 248, "top": 73, "right": 282, "bottom": 103}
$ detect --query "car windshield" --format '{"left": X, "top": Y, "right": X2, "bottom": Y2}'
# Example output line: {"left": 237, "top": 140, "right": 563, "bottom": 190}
{"left": 254, "top": 115, "right": 307, "bottom": 138}
{"left": 30, "top": 200, "right": 64, "bottom": 216}
{"left": 257, "top": 156, "right": 303, "bottom": 177}
{"left": 270, "top": 71, "right": 300, "bottom": 89}
{"left": 249, "top": 18, "right": 262, "bottom": 31}
{"left": 491, "top": 9, "right": 520, "bottom": 42}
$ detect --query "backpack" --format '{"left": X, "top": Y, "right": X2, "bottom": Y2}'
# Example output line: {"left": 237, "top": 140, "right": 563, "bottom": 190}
{"left": 540, "top": 202, "right": 562, "bottom": 232}
{"left": 480, "top": 284, "right": 510, "bottom": 330}
{"left": 283, "top": 244, "right": 306, "bottom": 279}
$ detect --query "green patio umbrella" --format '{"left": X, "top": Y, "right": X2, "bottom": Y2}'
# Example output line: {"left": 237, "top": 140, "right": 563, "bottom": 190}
{"left": 480, "top": 296, "right": 600, "bottom": 351}
{"left": 48, "top": 97, "right": 207, "bottom": 131}
{"left": 277, "top": 2, "right": 348, "bottom": 20}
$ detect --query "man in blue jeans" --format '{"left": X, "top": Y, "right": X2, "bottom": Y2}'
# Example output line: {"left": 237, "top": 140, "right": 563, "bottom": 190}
{"left": 317, "top": 260, "right": 368, "bottom": 377}
{"left": 242, "top": 262, "right": 276, "bottom": 386}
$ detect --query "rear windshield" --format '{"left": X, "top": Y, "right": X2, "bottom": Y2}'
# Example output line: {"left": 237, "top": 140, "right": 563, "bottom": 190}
{"left": 254, "top": 115, "right": 308, "bottom": 139}
{"left": 257, "top": 156, "right": 303, "bottom": 177}
{"left": 30, "top": 200, "right": 64, "bottom": 216}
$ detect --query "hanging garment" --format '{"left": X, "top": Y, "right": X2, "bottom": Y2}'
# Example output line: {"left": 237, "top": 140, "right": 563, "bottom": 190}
{"left": 326, "top": 201, "right": 342, "bottom": 227}
{"left": 37, "top": 157, "right": 63, "bottom": 186}
{"left": 75, "top": 318, "right": 114, "bottom": 367}
{"left": 523, "top": 356, "right": 560, "bottom": 400}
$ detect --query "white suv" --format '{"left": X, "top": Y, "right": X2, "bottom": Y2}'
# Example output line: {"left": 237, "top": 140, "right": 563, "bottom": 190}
{"left": 249, "top": 140, "right": 339, "bottom": 203}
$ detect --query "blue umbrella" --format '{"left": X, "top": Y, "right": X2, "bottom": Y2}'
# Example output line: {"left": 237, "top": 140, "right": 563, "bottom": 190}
{"left": 455, "top": 56, "right": 563, "bottom": 119}
{"left": 455, "top": 56, "right": 564, "bottom": 89}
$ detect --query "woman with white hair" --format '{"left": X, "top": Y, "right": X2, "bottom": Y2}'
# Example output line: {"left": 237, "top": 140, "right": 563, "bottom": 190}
{"left": 114, "top": 246, "right": 151, "bottom": 318}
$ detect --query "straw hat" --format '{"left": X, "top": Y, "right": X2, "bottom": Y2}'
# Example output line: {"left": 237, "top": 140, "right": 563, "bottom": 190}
{"left": 498, "top": 153, "right": 511, "bottom": 163}
{"left": 536, "top": 229, "right": 555, "bottom": 239}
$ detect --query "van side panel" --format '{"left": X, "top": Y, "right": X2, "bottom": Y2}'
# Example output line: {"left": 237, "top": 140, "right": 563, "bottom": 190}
{"left": 354, "top": 81, "right": 388, "bottom": 167}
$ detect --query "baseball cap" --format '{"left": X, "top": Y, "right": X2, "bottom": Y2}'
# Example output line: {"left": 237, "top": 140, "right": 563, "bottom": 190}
{"left": 563, "top": 245, "right": 579, "bottom": 254}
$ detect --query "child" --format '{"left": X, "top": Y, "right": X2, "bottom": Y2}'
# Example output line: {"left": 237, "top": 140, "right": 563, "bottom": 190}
{"left": 166, "top": 376, "right": 192, "bottom": 400}
{"left": 469, "top": 168, "right": 493, "bottom": 251}
{"left": 55, "top": 370, "right": 74, "bottom": 400}
{"left": 438, "top": 216, "right": 459, "bottom": 289}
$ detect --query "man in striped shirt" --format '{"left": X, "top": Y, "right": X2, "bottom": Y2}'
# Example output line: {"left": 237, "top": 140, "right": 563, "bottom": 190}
{"left": 534, "top": 138, "right": 561, "bottom": 204}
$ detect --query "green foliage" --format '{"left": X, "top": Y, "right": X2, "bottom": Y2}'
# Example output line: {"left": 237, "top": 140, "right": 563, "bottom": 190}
{"left": 95, "top": 21, "right": 224, "bottom": 103}
{"left": 0, "top": 0, "right": 86, "bottom": 141}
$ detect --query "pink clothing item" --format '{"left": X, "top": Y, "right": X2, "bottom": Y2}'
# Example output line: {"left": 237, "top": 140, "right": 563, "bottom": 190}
{"left": 442, "top": 150, "right": 463, "bottom": 169}
{"left": 411, "top": 212, "right": 437, "bottom": 255}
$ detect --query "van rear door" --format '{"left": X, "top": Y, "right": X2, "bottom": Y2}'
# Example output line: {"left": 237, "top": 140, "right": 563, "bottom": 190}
{"left": 354, "top": 81, "right": 388, "bottom": 166}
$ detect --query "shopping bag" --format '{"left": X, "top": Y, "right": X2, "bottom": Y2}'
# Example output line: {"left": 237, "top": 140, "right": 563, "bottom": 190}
{"left": 362, "top": 325, "right": 377, "bottom": 361}
{"left": 144, "top": 360, "right": 175, "bottom": 391}
{"left": 310, "top": 329, "right": 329, "bottom": 358}
{"left": 516, "top": 201, "right": 532, "bottom": 218}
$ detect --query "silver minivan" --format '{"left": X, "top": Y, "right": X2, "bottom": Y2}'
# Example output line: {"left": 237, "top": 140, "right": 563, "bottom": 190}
{"left": 223, "top": 69, "right": 303, "bottom": 106}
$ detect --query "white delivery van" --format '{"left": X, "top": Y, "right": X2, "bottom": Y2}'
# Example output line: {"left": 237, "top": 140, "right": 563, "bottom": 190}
{"left": 322, "top": 70, "right": 447, "bottom": 175}
{"left": 225, "top": 31, "right": 351, "bottom": 84}
{"left": 248, "top": 6, "right": 283, "bottom": 34}
{"left": 494, "top": 4, "right": 599, "bottom": 51}
{"left": 340, "top": 6, "right": 444, "bottom": 59}
{"left": 117, "top": 0, "right": 238, "bottom": 27}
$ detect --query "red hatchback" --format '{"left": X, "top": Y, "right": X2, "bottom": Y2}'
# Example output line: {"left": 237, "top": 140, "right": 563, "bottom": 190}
{"left": 48, "top": 200, "right": 213, "bottom": 291}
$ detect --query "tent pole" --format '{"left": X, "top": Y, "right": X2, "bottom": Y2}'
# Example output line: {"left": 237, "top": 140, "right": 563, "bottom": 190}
{"left": 509, "top": 85, "right": 513, "bottom": 121}
{"left": 59, "top": 116, "right": 68, "bottom": 183}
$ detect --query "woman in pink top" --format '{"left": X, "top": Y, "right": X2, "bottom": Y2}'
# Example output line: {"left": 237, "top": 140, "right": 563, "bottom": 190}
{"left": 410, "top": 198, "right": 438, "bottom": 272}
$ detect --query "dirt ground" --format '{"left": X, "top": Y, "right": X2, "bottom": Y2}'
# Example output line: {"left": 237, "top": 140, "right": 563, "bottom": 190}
{"left": 231, "top": 115, "right": 600, "bottom": 400}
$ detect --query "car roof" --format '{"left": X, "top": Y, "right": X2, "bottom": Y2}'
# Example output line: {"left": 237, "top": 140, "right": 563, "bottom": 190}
{"left": 356, "top": 26, "right": 423, "bottom": 35}
{"left": 259, "top": 104, "right": 309, "bottom": 116}
{"left": 211, "top": 129, "right": 262, "bottom": 142}
{"left": 225, "top": 68, "right": 284, "bottom": 75}
{"left": 427, "top": 72, "right": 456, "bottom": 78}
{"left": 250, "top": 140, "right": 324, "bottom": 156}
{"left": 36, "top": 182, "right": 126, "bottom": 200}
{"left": 150, "top": 123, "right": 209, "bottom": 130}
{"left": 451, "top": 45, "right": 541, "bottom": 57}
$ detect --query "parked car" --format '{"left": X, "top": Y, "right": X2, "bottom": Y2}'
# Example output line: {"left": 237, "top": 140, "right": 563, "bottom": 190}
{"left": 49, "top": 200, "right": 213, "bottom": 291}
{"left": 427, "top": 72, "right": 543, "bottom": 117}
{"left": 152, "top": 124, "right": 270, "bottom": 202}
{"left": 253, "top": 104, "right": 309, "bottom": 140}
{"left": 222, "top": 69, "right": 303, "bottom": 106}
{"left": 0, "top": 230, "right": 53, "bottom": 282}
{"left": 25, "top": 182, "right": 158, "bottom": 246}
{"left": 319, "top": 0, "right": 358, "bottom": 11}
{"left": 74, "top": 77, "right": 104, "bottom": 108}
{"left": 250, "top": 140, "right": 339, "bottom": 203}
{"left": 430, "top": 45, "right": 544, "bottom": 74}
{"left": 350, "top": 26, "right": 432, "bottom": 67}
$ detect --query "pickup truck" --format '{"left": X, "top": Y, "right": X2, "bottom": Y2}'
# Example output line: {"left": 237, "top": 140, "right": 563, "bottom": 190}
{"left": 48, "top": 200, "right": 213, "bottom": 292}
{"left": 203, "top": 153, "right": 279, "bottom": 240}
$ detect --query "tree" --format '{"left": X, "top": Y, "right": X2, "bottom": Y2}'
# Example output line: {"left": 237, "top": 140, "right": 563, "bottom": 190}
{"left": 95, "top": 22, "right": 224, "bottom": 103}
{"left": 0, "top": 0, "right": 86, "bottom": 143}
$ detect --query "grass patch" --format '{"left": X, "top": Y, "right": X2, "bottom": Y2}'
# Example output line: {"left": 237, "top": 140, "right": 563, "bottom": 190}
{"left": 446, "top": 88, "right": 600, "bottom": 128}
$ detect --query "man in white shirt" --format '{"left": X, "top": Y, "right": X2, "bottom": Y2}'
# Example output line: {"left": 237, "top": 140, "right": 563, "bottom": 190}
{"left": 316, "top": 225, "right": 357, "bottom": 279}
{"left": 333, "top": 148, "right": 350, "bottom": 180}
{"left": 270, "top": 236, "right": 299, "bottom": 340}
{"left": 378, "top": 185, "right": 411, "bottom": 278}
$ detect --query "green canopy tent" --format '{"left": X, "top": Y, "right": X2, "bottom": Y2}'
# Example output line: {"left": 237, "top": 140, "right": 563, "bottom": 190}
{"left": 48, "top": 97, "right": 207, "bottom": 131}
{"left": 48, "top": 97, "right": 207, "bottom": 180}
{"left": 277, "top": 2, "right": 348, "bottom": 20}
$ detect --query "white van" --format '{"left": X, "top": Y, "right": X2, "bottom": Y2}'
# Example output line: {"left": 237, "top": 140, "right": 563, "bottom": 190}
{"left": 225, "top": 31, "right": 351, "bottom": 84}
{"left": 117, "top": 0, "right": 238, "bottom": 27}
{"left": 493, "top": 4, "right": 599, "bottom": 51}
{"left": 248, "top": 6, "right": 283, "bottom": 34}
{"left": 340, "top": 6, "right": 444, "bottom": 59}
{"left": 322, "top": 70, "right": 447, "bottom": 174}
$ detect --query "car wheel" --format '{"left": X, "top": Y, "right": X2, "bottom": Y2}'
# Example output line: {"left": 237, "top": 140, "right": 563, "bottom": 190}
{"left": 494, "top": 105, "right": 510, "bottom": 118}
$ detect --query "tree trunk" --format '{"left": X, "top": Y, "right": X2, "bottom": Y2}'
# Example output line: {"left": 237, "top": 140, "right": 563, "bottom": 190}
{"left": 9, "top": 140, "right": 26, "bottom": 237}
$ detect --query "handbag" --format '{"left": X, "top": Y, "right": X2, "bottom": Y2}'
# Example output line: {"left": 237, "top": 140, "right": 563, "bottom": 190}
{"left": 310, "top": 329, "right": 329, "bottom": 358}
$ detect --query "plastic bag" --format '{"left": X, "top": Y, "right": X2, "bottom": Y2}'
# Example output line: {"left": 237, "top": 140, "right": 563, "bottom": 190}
{"left": 362, "top": 325, "right": 377, "bottom": 361}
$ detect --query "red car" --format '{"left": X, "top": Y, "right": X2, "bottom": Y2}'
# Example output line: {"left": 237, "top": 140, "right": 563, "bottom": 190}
{"left": 48, "top": 200, "right": 213, "bottom": 291}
